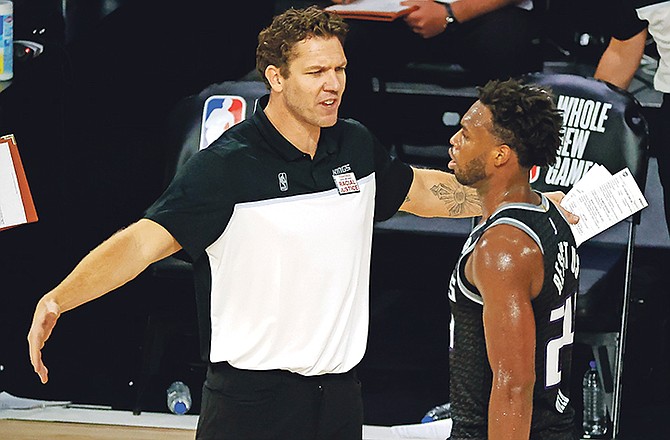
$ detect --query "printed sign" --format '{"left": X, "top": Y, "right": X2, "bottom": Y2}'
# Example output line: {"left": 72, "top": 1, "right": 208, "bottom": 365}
{"left": 332, "top": 164, "right": 360, "bottom": 195}
{"left": 532, "top": 95, "right": 612, "bottom": 188}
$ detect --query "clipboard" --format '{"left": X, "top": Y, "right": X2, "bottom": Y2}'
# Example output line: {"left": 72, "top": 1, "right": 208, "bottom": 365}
{"left": 0, "top": 134, "right": 38, "bottom": 231}
{"left": 326, "top": 0, "right": 418, "bottom": 22}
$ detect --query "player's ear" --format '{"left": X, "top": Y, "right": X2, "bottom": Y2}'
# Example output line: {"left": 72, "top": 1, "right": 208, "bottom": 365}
{"left": 265, "top": 65, "right": 283, "bottom": 92}
{"left": 494, "top": 144, "right": 513, "bottom": 167}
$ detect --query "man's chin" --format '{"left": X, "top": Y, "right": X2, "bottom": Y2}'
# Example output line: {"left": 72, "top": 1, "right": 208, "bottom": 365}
{"left": 320, "top": 115, "right": 339, "bottom": 128}
{"left": 455, "top": 173, "right": 477, "bottom": 188}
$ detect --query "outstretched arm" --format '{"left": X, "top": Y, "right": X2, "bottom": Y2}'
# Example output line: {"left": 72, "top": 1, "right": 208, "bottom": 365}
{"left": 27, "top": 218, "right": 181, "bottom": 383}
{"left": 468, "top": 224, "right": 543, "bottom": 439}
{"left": 400, "top": 167, "right": 482, "bottom": 218}
{"left": 400, "top": 168, "right": 578, "bottom": 223}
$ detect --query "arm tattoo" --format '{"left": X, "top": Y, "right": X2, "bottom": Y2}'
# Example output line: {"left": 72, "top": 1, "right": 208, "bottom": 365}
{"left": 430, "top": 181, "right": 481, "bottom": 217}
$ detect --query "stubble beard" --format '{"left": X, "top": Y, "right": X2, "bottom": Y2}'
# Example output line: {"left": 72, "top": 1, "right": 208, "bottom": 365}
{"left": 454, "top": 156, "right": 487, "bottom": 187}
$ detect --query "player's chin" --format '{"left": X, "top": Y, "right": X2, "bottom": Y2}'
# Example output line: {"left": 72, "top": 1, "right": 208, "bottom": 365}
{"left": 319, "top": 115, "right": 339, "bottom": 128}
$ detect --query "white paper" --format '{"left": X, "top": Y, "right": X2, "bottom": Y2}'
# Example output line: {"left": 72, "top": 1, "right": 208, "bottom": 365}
{"left": 0, "top": 405, "right": 198, "bottom": 430}
{"left": 327, "top": 0, "right": 408, "bottom": 14}
{"left": 0, "top": 391, "right": 71, "bottom": 410}
{"left": 561, "top": 167, "right": 648, "bottom": 246}
{"left": 390, "top": 418, "right": 452, "bottom": 439}
{"left": 0, "top": 142, "right": 27, "bottom": 228}
{"left": 563, "top": 164, "right": 611, "bottom": 200}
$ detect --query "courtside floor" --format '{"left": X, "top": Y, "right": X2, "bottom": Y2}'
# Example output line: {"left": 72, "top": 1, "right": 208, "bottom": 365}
{"left": 0, "top": 406, "right": 451, "bottom": 440}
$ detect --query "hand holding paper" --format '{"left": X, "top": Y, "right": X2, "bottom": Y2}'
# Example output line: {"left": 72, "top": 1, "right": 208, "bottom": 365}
{"left": 560, "top": 165, "right": 648, "bottom": 246}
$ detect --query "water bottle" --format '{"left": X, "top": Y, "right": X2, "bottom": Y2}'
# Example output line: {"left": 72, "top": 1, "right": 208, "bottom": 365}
{"left": 0, "top": 0, "right": 13, "bottom": 80}
{"left": 421, "top": 402, "right": 451, "bottom": 423}
{"left": 166, "top": 381, "right": 192, "bottom": 415}
{"left": 582, "top": 361, "right": 607, "bottom": 437}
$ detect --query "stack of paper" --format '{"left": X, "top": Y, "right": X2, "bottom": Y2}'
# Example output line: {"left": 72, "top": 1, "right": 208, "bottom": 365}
{"left": 363, "top": 418, "right": 452, "bottom": 439}
{"left": 560, "top": 165, "right": 648, "bottom": 246}
{"left": 0, "top": 391, "right": 70, "bottom": 410}
{"left": 326, "top": 0, "right": 418, "bottom": 22}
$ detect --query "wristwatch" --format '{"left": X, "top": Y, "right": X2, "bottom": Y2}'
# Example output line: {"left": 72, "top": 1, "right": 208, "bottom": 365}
{"left": 444, "top": 2, "right": 458, "bottom": 30}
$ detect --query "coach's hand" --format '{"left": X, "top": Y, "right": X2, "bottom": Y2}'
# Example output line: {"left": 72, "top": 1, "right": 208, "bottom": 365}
{"left": 28, "top": 297, "right": 61, "bottom": 384}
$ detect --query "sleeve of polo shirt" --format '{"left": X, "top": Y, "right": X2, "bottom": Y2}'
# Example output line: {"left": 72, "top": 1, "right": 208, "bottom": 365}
{"left": 610, "top": 1, "right": 648, "bottom": 40}
{"left": 371, "top": 137, "right": 414, "bottom": 222}
{"left": 144, "top": 149, "right": 234, "bottom": 261}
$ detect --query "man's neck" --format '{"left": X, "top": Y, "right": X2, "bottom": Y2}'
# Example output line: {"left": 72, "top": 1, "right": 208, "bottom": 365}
{"left": 264, "top": 96, "right": 320, "bottom": 158}
{"left": 477, "top": 178, "right": 539, "bottom": 219}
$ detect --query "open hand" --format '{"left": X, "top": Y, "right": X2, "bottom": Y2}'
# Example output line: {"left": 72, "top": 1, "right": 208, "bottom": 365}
{"left": 27, "top": 297, "right": 61, "bottom": 384}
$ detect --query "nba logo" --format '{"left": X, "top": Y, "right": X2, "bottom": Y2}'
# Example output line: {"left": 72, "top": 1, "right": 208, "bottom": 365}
{"left": 278, "top": 172, "right": 289, "bottom": 192}
{"left": 529, "top": 165, "right": 540, "bottom": 184}
{"left": 200, "top": 96, "right": 247, "bottom": 150}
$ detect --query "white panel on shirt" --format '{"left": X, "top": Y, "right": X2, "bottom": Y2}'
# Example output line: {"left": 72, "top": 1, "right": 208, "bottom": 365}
{"left": 205, "top": 174, "right": 376, "bottom": 376}
{"left": 637, "top": 2, "right": 670, "bottom": 93}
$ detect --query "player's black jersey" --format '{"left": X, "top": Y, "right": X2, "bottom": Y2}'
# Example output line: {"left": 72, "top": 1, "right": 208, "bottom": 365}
{"left": 448, "top": 194, "right": 579, "bottom": 440}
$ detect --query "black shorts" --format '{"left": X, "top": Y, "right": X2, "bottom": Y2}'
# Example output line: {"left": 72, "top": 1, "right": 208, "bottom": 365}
{"left": 196, "top": 362, "right": 364, "bottom": 440}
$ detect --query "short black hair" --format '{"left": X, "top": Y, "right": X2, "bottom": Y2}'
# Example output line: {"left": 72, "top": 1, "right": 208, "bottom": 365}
{"left": 477, "top": 78, "right": 563, "bottom": 168}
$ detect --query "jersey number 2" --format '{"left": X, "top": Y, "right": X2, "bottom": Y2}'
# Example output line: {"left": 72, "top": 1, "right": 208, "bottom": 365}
{"left": 545, "top": 295, "right": 575, "bottom": 388}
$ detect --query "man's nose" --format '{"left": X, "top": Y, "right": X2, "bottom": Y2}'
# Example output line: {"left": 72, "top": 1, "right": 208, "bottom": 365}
{"left": 449, "top": 130, "right": 461, "bottom": 146}
{"left": 323, "top": 70, "right": 343, "bottom": 92}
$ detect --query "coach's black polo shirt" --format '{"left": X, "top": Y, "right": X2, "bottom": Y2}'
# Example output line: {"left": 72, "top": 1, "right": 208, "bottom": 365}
{"left": 145, "top": 95, "right": 413, "bottom": 375}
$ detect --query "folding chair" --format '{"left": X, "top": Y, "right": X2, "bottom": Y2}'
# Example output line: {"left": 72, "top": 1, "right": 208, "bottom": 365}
{"left": 523, "top": 72, "right": 650, "bottom": 438}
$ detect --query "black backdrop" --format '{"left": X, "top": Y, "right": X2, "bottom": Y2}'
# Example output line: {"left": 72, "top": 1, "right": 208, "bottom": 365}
{"left": 0, "top": 0, "right": 273, "bottom": 410}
